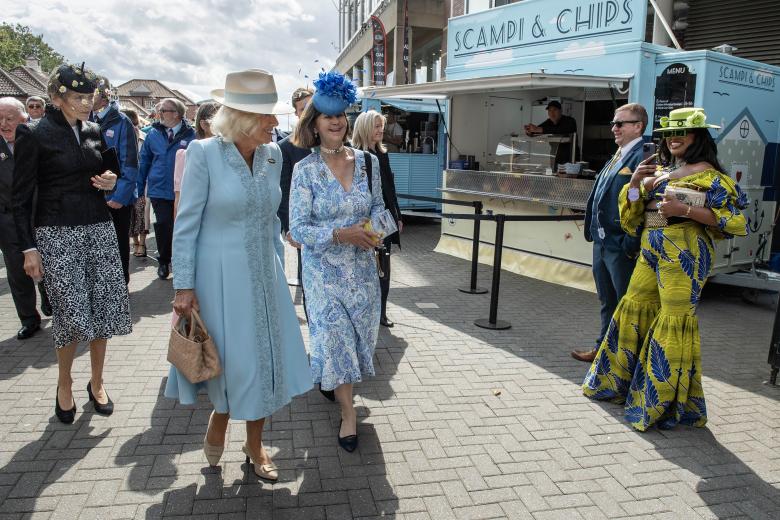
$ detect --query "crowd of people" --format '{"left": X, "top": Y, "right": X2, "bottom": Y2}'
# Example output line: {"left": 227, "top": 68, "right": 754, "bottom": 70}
{"left": 0, "top": 58, "right": 750, "bottom": 478}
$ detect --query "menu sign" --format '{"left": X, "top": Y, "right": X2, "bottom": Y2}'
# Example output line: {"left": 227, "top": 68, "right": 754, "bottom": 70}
{"left": 370, "top": 16, "right": 387, "bottom": 87}
{"left": 653, "top": 63, "right": 697, "bottom": 127}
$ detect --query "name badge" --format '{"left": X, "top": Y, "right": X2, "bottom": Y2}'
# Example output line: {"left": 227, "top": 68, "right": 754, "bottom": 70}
{"left": 598, "top": 227, "right": 606, "bottom": 240}
{"left": 105, "top": 129, "right": 114, "bottom": 138}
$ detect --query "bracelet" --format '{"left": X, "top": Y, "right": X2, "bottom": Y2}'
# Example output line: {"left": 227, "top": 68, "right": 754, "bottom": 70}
{"left": 685, "top": 205, "right": 692, "bottom": 217}
{"left": 333, "top": 228, "right": 341, "bottom": 245}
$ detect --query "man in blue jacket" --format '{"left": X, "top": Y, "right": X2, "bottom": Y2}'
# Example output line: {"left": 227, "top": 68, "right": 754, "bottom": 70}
{"left": 92, "top": 78, "right": 139, "bottom": 283}
{"left": 138, "top": 98, "right": 195, "bottom": 279}
{"left": 572, "top": 103, "right": 647, "bottom": 362}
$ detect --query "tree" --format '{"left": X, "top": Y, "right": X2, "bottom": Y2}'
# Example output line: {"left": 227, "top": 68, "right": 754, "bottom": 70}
{"left": 0, "top": 23, "right": 66, "bottom": 73}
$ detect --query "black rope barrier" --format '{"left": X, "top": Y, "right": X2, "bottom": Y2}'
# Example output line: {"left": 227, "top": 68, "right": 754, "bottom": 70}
{"left": 396, "top": 192, "right": 587, "bottom": 330}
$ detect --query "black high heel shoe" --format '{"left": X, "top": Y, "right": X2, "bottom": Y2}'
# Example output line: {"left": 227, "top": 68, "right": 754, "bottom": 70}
{"left": 87, "top": 382, "right": 114, "bottom": 416}
{"left": 337, "top": 419, "right": 358, "bottom": 453}
{"left": 319, "top": 385, "right": 335, "bottom": 402}
{"left": 55, "top": 386, "right": 76, "bottom": 424}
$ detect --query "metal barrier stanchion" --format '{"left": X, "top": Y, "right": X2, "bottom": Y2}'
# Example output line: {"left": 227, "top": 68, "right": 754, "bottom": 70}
{"left": 475, "top": 214, "right": 511, "bottom": 330}
{"left": 459, "top": 200, "right": 487, "bottom": 294}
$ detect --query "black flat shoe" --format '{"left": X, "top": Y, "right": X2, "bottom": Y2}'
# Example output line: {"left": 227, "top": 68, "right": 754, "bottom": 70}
{"left": 337, "top": 419, "right": 358, "bottom": 453}
{"left": 17, "top": 323, "right": 40, "bottom": 340}
{"left": 157, "top": 263, "right": 170, "bottom": 280}
{"left": 380, "top": 317, "right": 394, "bottom": 328}
{"left": 55, "top": 386, "right": 76, "bottom": 424}
{"left": 319, "top": 385, "right": 335, "bottom": 402}
{"left": 87, "top": 382, "right": 114, "bottom": 416}
{"left": 41, "top": 300, "right": 53, "bottom": 317}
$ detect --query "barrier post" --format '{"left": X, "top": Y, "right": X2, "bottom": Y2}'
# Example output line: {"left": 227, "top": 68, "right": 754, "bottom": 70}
{"left": 475, "top": 214, "right": 511, "bottom": 330}
{"left": 459, "top": 200, "right": 488, "bottom": 294}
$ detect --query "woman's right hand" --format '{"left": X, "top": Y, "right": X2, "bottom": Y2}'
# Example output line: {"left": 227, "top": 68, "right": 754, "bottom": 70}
{"left": 173, "top": 289, "right": 199, "bottom": 318}
{"left": 338, "top": 220, "right": 381, "bottom": 250}
{"left": 630, "top": 155, "right": 658, "bottom": 189}
{"left": 23, "top": 250, "right": 44, "bottom": 283}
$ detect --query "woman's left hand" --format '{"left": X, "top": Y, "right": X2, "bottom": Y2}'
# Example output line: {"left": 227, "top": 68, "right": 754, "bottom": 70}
{"left": 92, "top": 171, "right": 117, "bottom": 191}
{"left": 658, "top": 192, "right": 686, "bottom": 219}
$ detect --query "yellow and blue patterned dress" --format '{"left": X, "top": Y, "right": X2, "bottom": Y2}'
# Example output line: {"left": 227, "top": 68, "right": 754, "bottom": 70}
{"left": 582, "top": 168, "right": 748, "bottom": 431}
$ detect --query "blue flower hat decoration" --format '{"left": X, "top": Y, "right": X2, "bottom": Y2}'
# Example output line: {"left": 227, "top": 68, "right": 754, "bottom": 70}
{"left": 312, "top": 71, "right": 357, "bottom": 116}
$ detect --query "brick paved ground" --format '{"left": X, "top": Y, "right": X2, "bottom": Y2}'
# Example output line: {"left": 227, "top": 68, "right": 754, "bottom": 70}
{"left": 0, "top": 220, "right": 779, "bottom": 519}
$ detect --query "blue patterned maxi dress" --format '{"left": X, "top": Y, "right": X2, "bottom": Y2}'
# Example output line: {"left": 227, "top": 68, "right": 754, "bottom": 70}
{"left": 289, "top": 149, "right": 384, "bottom": 391}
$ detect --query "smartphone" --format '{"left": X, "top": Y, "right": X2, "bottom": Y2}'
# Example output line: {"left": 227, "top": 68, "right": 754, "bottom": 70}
{"left": 642, "top": 142, "right": 657, "bottom": 164}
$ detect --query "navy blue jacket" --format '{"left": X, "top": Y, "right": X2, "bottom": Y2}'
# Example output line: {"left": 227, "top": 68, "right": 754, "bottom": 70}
{"left": 138, "top": 120, "right": 195, "bottom": 200}
{"left": 95, "top": 102, "right": 139, "bottom": 206}
{"left": 584, "top": 139, "right": 644, "bottom": 256}
{"left": 278, "top": 135, "right": 311, "bottom": 233}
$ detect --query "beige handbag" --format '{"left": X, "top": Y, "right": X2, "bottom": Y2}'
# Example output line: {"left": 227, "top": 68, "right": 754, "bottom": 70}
{"left": 167, "top": 309, "right": 222, "bottom": 384}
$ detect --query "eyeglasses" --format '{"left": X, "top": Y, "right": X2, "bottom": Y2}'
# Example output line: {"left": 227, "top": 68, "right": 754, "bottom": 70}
{"left": 610, "top": 120, "right": 640, "bottom": 128}
{"left": 663, "top": 129, "right": 690, "bottom": 137}
{"left": 26, "top": 104, "right": 42, "bottom": 109}
{"left": 159, "top": 109, "right": 177, "bottom": 114}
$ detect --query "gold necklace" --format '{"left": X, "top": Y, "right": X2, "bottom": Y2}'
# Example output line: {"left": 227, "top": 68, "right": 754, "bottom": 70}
{"left": 320, "top": 144, "right": 344, "bottom": 155}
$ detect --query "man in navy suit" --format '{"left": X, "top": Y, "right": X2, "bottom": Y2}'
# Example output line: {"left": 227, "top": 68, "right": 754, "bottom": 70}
{"left": 572, "top": 103, "right": 648, "bottom": 362}
{"left": 278, "top": 87, "right": 314, "bottom": 314}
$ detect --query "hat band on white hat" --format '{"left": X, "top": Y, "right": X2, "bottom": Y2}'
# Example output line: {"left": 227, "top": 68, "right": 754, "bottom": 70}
{"left": 223, "top": 91, "right": 278, "bottom": 105}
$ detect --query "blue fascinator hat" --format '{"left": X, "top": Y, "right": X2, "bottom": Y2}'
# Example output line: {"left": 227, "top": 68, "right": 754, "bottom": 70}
{"left": 312, "top": 71, "right": 357, "bottom": 116}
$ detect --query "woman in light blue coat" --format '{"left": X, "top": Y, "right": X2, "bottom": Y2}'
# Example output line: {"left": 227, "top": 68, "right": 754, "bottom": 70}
{"left": 166, "top": 70, "right": 311, "bottom": 481}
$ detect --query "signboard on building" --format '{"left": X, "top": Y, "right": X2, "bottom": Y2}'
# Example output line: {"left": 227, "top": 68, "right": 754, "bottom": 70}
{"left": 653, "top": 63, "right": 697, "bottom": 127}
{"left": 370, "top": 16, "right": 387, "bottom": 87}
{"left": 448, "top": 0, "right": 648, "bottom": 69}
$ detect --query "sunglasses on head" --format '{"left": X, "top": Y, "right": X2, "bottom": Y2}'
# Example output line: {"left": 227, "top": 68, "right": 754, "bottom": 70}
{"left": 610, "top": 120, "right": 640, "bottom": 128}
{"left": 663, "top": 129, "right": 690, "bottom": 137}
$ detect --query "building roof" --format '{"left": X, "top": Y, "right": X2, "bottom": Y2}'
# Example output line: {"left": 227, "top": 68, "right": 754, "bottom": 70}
{"left": 11, "top": 66, "right": 48, "bottom": 90}
{"left": 171, "top": 89, "right": 196, "bottom": 105}
{"left": 116, "top": 79, "right": 180, "bottom": 100}
{"left": 8, "top": 71, "right": 47, "bottom": 98}
{"left": 119, "top": 98, "right": 151, "bottom": 117}
{"left": 0, "top": 68, "right": 41, "bottom": 97}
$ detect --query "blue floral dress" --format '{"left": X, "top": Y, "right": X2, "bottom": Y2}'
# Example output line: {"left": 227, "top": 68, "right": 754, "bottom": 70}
{"left": 289, "top": 149, "right": 384, "bottom": 391}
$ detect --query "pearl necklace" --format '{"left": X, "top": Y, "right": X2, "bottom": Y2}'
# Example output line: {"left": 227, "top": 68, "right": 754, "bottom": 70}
{"left": 320, "top": 144, "right": 345, "bottom": 155}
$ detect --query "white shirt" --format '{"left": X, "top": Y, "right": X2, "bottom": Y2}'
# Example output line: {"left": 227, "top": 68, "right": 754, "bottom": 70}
{"left": 619, "top": 136, "right": 643, "bottom": 158}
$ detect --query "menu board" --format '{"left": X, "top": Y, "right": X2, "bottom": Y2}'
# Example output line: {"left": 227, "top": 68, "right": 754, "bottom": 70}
{"left": 653, "top": 63, "right": 697, "bottom": 127}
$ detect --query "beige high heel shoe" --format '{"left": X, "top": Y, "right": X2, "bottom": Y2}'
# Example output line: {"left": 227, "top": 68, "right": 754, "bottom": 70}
{"left": 242, "top": 443, "right": 278, "bottom": 481}
{"left": 203, "top": 413, "right": 224, "bottom": 467}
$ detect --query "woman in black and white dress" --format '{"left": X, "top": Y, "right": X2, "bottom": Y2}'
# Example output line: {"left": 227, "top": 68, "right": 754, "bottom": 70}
{"left": 12, "top": 63, "right": 132, "bottom": 424}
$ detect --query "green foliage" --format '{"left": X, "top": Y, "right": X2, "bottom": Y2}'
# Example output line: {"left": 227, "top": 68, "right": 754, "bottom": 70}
{"left": 0, "top": 23, "right": 66, "bottom": 73}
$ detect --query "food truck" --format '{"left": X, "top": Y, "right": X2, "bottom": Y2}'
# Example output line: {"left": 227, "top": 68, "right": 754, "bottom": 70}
{"left": 356, "top": 95, "right": 449, "bottom": 210}
{"left": 360, "top": 0, "right": 780, "bottom": 292}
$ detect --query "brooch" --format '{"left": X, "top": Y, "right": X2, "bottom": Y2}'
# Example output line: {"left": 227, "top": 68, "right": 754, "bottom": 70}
{"left": 268, "top": 158, "right": 276, "bottom": 164}
{"left": 0, "top": 153, "right": 7, "bottom": 161}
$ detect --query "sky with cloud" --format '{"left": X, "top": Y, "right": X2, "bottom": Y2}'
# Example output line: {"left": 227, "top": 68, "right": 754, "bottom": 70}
{"left": 6, "top": 0, "right": 340, "bottom": 125}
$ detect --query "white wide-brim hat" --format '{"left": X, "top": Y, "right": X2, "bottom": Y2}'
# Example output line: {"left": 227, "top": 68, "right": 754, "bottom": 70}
{"left": 211, "top": 69, "right": 292, "bottom": 115}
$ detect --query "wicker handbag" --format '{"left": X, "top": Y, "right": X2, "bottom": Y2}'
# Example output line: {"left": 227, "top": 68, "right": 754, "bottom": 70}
{"left": 167, "top": 309, "right": 222, "bottom": 384}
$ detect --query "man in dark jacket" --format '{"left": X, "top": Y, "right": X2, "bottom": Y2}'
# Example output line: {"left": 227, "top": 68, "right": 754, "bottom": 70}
{"left": 572, "top": 103, "right": 647, "bottom": 362}
{"left": 279, "top": 87, "right": 314, "bottom": 288}
{"left": 138, "top": 98, "right": 195, "bottom": 279}
{"left": 0, "top": 97, "right": 49, "bottom": 339}
{"left": 92, "top": 79, "right": 139, "bottom": 283}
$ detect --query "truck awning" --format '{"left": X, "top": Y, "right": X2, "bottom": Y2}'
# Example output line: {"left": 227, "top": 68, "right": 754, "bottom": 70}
{"left": 359, "top": 73, "right": 632, "bottom": 99}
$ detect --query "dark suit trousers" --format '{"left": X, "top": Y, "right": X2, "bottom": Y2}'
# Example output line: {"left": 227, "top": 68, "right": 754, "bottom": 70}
{"left": 150, "top": 198, "right": 174, "bottom": 265}
{"left": 592, "top": 241, "right": 636, "bottom": 347}
{"left": 296, "top": 247, "right": 309, "bottom": 322}
{"left": 379, "top": 243, "right": 392, "bottom": 319}
{"left": 0, "top": 212, "right": 42, "bottom": 326}
{"left": 108, "top": 204, "right": 132, "bottom": 283}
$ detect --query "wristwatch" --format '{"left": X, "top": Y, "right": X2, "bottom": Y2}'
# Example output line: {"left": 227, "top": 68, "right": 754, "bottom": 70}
{"left": 627, "top": 187, "right": 640, "bottom": 202}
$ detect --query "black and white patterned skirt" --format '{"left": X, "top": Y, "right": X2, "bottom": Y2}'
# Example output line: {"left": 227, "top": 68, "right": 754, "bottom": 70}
{"left": 35, "top": 221, "right": 132, "bottom": 348}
